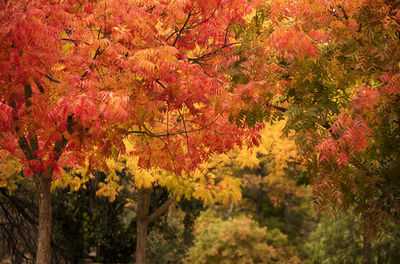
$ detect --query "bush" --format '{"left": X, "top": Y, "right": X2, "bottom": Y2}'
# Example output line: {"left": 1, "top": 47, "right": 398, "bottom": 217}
{"left": 186, "top": 210, "right": 287, "bottom": 264}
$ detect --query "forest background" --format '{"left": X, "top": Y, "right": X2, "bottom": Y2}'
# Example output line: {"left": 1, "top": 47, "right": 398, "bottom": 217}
{"left": 1, "top": 0, "right": 400, "bottom": 263}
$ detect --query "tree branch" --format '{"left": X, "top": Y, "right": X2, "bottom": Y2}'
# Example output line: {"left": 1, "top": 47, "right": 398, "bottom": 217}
{"left": 172, "top": 12, "right": 192, "bottom": 47}
{"left": 266, "top": 103, "right": 287, "bottom": 112}
{"left": 186, "top": 8, "right": 217, "bottom": 30}
{"left": 44, "top": 74, "right": 61, "bottom": 84}
{"left": 34, "top": 79, "right": 45, "bottom": 93}
{"left": 188, "top": 42, "right": 240, "bottom": 63}
{"left": 178, "top": 109, "right": 190, "bottom": 153}
{"left": 52, "top": 114, "right": 75, "bottom": 166}
{"left": 127, "top": 115, "right": 220, "bottom": 137}
{"left": 147, "top": 195, "right": 176, "bottom": 223}
{"left": 9, "top": 100, "right": 35, "bottom": 161}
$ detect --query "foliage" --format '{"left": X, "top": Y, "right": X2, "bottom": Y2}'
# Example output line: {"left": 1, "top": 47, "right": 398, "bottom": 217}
{"left": 0, "top": 0, "right": 263, "bottom": 188}
{"left": 201, "top": 120, "right": 312, "bottom": 261}
{"left": 0, "top": 1, "right": 264, "bottom": 261}
{"left": 229, "top": 0, "right": 400, "bottom": 236}
{"left": 0, "top": 155, "right": 21, "bottom": 192}
{"left": 306, "top": 214, "right": 364, "bottom": 264}
{"left": 185, "top": 210, "right": 276, "bottom": 264}
{"left": 236, "top": 121, "right": 304, "bottom": 207}
{"left": 147, "top": 210, "right": 187, "bottom": 264}
{"left": 102, "top": 140, "right": 246, "bottom": 206}
{"left": 306, "top": 212, "right": 400, "bottom": 264}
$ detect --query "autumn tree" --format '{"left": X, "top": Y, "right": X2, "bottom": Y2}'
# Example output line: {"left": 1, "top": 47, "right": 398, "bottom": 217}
{"left": 194, "top": 120, "right": 310, "bottom": 260}
{"left": 0, "top": 0, "right": 263, "bottom": 263}
{"left": 231, "top": 1, "right": 400, "bottom": 262}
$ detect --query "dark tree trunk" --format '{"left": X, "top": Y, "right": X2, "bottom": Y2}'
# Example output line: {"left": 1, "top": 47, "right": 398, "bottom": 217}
{"left": 134, "top": 188, "right": 176, "bottom": 264}
{"left": 136, "top": 217, "right": 149, "bottom": 264}
{"left": 135, "top": 188, "right": 151, "bottom": 264}
{"left": 363, "top": 236, "right": 371, "bottom": 264}
{"left": 36, "top": 174, "right": 52, "bottom": 264}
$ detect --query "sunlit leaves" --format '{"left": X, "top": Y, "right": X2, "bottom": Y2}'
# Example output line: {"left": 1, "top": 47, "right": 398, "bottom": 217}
{"left": 0, "top": 0, "right": 264, "bottom": 199}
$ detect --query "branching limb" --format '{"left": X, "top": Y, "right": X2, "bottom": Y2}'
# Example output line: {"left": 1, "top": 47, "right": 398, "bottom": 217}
{"left": 172, "top": 12, "right": 192, "bottom": 47}
{"left": 127, "top": 115, "right": 221, "bottom": 137}
{"left": 147, "top": 195, "right": 176, "bottom": 223}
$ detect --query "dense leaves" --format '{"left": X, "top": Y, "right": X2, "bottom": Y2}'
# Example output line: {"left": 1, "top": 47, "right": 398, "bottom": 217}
{"left": 230, "top": 0, "right": 400, "bottom": 237}
{"left": 306, "top": 213, "right": 400, "bottom": 264}
{"left": 2, "top": 0, "right": 400, "bottom": 263}
{"left": 0, "top": 0, "right": 262, "bottom": 181}
{"left": 185, "top": 211, "right": 275, "bottom": 264}
{"left": 1, "top": 1, "right": 264, "bottom": 262}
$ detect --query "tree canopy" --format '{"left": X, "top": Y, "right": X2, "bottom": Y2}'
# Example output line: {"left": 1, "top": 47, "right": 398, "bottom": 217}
{"left": 1, "top": 0, "right": 400, "bottom": 263}
{"left": 231, "top": 0, "right": 400, "bottom": 236}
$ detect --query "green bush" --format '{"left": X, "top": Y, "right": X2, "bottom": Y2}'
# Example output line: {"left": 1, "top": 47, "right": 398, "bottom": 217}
{"left": 185, "top": 210, "right": 296, "bottom": 264}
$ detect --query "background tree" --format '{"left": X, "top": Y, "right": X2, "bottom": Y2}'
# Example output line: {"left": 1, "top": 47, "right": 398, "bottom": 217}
{"left": 306, "top": 212, "right": 400, "bottom": 264}
{"left": 185, "top": 210, "right": 277, "bottom": 264}
{"left": 184, "top": 120, "right": 312, "bottom": 262}
{"left": 52, "top": 170, "right": 137, "bottom": 263}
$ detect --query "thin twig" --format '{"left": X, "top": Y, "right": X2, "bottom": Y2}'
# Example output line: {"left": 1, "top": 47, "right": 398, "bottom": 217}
{"left": 172, "top": 12, "right": 192, "bottom": 46}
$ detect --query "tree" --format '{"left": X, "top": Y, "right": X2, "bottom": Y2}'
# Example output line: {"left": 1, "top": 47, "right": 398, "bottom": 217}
{"left": 306, "top": 212, "right": 400, "bottom": 264}
{"left": 233, "top": 0, "right": 400, "bottom": 247}
{"left": 0, "top": 1, "right": 262, "bottom": 263}
{"left": 52, "top": 171, "right": 137, "bottom": 263}
{"left": 216, "top": 2, "right": 400, "bottom": 263}
{"left": 194, "top": 120, "right": 312, "bottom": 261}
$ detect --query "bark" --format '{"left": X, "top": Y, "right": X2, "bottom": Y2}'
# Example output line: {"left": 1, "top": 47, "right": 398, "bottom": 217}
{"left": 135, "top": 188, "right": 151, "bottom": 264}
{"left": 362, "top": 236, "right": 371, "bottom": 264}
{"left": 256, "top": 188, "right": 264, "bottom": 219}
{"left": 135, "top": 188, "right": 176, "bottom": 264}
{"left": 136, "top": 217, "right": 149, "bottom": 264}
{"left": 147, "top": 195, "right": 176, "bottom": 224}
{"left": 35, "top": 174, "right": 52, "bottom": 264}
{"left": 89, "top": 171, "right": 101, "bottom": 214}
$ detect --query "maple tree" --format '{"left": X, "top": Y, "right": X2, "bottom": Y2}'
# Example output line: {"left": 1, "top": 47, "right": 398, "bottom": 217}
{"left": 0, "top": 0, "right": 263, "bottom": 263}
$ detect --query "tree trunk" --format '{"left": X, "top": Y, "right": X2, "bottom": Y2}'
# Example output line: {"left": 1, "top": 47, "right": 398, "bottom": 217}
{"left": 134, "top": 188, "right": 176, "bottom": 264}
{"left": 362, "top": 236, "right": 371, "bottom": 264}
{"left": 36, "top": 174, "right": 52, "bottom": 264}
{"left": 136, "top": 216, "right": 149, "bottom": 264}
{"left": 135, "top": 188, "right": 151, "bottom": 264}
